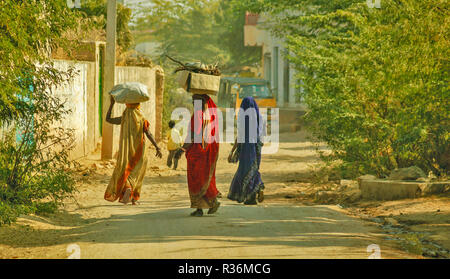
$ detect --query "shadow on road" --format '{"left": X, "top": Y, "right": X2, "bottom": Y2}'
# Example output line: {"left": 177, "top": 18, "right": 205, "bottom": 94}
{"left": 0, "top": 204, "right": 377, "bottom": 253}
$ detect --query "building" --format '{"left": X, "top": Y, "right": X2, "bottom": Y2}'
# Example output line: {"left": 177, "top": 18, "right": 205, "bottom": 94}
{"left": 244, "top": 12, "right": 305, "bottom": 131}
{"left": 244, "top": 12, "right": 305, "bottom": 109}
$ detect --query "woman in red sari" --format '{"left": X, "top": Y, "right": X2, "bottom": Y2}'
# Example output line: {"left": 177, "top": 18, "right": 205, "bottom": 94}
{"left": 177, "top": 94, "right": 220, "bottom": 217}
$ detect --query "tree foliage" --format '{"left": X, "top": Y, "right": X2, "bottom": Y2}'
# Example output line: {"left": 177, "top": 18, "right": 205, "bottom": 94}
{"left": 237, "top": 0, "right": 449, "bottom": 177}
{"left": 0, "top": 0, "right": 79, "bottom": 122}
{"left": 133, "top": 0, "right": 261, "bottom": 71}
{"left": 78, "top": 0, "right": 133, "bottom": 52}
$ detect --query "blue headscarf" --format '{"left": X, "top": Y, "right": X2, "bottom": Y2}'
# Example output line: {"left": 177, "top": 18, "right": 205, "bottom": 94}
{"left": 237, "top": 97, "right": 262, "bottom": 144}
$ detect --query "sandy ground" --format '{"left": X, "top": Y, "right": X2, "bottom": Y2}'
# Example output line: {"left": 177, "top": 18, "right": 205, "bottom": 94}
{"left": 343, "top": 197, "right": 450, "bottom": 258}
{"left": 0, "top": 131, "right": 433, "bottom": 259}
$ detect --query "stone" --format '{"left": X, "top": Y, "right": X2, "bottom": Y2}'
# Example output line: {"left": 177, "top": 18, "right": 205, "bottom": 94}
{"left": 384, "top": 217, "right": 400, "bottom": 226}
{"left": 357, "top": 175, "right": 377, "bottom": 188}
{"left": 360, "top": 179, "right": 422, "bottom": 200}
{"left": 314, "top": 191, "right": 339, "bottom": 203}
{"left": 418, "top": 181, "right": 450, "bottom": 196}
{"left": 340, "top": 179, "right": 359, "bottom": 190}
{"left": 371, "top": 217, "right": 383, "bottom": 224}
{"left": 388, "top": 166, "right": 426, "bottom": 181}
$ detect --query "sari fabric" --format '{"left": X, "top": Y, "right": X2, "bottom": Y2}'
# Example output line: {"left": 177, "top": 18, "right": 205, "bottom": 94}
{"left": 104, "top": 106, "right": 149, "bottom": 202}
{"left": 185, "top": 96, "right": 220, "bottom": 208}
{"left": 227, "top": 97, "right": 265, "bottom": 203}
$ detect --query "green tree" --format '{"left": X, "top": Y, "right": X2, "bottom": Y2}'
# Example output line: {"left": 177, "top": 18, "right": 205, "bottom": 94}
{"left": 236, "top": 0, "right": 449, "bottom": 177}
{"left": 133, "top": 0, "right": 261, "bottom": 71}
{"left": 78, "top": 0, "right": 133, "bottom": 52}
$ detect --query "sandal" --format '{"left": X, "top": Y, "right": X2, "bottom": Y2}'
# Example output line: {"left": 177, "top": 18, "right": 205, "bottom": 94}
{"left": 244, "top": 199, "right": 257, "bottom": 205}
{"left": 257, "top": 190, "right": 264, "bottom": 203}
{"left": 244, "top": 193, "right": 257, "bottom": 205}
{"left": 207, "top": 201, "right": 220, "bottom": 214}
{"left": 190, "top": 209, "right": 203, "bottom": 217}
{"left": 131, "top": 199, "right": 140, "bottom": 205}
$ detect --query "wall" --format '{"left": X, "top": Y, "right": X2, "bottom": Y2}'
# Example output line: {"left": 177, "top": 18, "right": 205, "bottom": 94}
{"left": 52, "top": 59, "right": 161, "bottom": 160}
{"left": 52, "top": 60, "right": 90, "bottom": 159}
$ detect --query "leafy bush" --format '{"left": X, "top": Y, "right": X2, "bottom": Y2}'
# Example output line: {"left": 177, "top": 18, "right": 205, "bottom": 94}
{"left": 0, "top": 66, "right": 77, "bottom": 225}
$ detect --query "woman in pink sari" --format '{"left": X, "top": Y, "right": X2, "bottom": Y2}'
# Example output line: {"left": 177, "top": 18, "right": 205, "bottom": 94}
{"left": 176, "top": 94, "right": 220, "bottom": 217}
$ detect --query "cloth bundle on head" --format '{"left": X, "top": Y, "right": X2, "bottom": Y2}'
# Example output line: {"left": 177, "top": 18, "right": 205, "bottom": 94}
{"left": 110, "top": 82, "right": 150, "bottom": 104}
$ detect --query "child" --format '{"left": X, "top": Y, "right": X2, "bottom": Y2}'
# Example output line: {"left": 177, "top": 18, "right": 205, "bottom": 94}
{"left": 167, "top": 120, "right": 182, "bottom": 170}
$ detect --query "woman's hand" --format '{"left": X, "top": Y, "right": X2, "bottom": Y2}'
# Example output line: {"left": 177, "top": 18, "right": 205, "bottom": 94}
{"left": 155, "top": 147, "right": 162, "bottom": 158}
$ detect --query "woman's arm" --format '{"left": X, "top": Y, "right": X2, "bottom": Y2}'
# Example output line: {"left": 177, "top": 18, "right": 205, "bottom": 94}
{"left": 144, "top": 129, "right": 162, "bottom": 158}
{"left": 230, "top": 138, "right": 238, "bottom": 152}
{"left": 106, "top": 96, "right": 122, "bottom": 125}
{"left": 228, "top": 138, "right": 238, "bottom": 162}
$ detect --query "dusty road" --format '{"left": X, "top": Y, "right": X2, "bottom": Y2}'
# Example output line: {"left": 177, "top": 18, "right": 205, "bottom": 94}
{"left": 0, "top": 131, "right": 417, "bottom": 259}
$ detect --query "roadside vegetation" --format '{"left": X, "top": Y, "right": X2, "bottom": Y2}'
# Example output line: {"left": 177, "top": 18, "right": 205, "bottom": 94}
{"left": 236, "top": 0, "right": 449, "bottom": 179}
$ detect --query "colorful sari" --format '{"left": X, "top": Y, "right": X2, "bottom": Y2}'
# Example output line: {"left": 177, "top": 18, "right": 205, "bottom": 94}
{"left": 185, "top": 95, "right": 220, "bottom": 209}
{"left": 227, "top": 97, "right": 265, "bottom": 203}
{"left": 104, "top": 104, "right": 149, "bottom": 202}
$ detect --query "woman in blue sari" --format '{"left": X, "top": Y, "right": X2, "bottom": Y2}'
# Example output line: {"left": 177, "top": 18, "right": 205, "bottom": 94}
{"left": 227, "top": 97, "right": 265, "bottom": 205}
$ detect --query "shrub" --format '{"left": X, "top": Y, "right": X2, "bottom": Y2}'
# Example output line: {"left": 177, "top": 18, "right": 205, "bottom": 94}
{"left": 0, "top": 66, "right": 77, "bottom": 225}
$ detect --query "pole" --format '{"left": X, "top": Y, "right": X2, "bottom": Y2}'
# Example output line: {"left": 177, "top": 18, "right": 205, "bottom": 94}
{"left": 101, "top": 0, "right": 117, "bottom": 160}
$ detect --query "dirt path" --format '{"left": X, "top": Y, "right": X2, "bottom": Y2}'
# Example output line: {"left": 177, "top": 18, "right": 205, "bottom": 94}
{"left": 0, "top": 131, "right": 418, "bottom": 259}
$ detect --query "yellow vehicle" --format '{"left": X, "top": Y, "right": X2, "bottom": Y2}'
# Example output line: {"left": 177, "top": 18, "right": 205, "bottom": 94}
{"left": 216, "top": 77, "right": 277, "bottom": 114}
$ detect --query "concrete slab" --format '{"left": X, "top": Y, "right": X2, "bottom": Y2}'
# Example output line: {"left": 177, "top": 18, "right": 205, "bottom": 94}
{"left": 360, "top": 180, "right": 421, "bottom": 200}
{"left": 360, "top": 179, "right": 450, "bottom": 200}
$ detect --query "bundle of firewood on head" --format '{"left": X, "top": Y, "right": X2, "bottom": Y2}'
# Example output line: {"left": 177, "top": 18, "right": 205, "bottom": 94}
{"left": 167, "top": 55, "right": 221, "bottom": 96}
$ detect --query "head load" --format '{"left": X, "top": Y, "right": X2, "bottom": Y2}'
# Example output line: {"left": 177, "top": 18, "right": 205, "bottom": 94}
{"left": 109, "top": 82, "right": 150, "bottom": 104}
{"left": 167, "top": 56, "right": 221, "bottom": 96}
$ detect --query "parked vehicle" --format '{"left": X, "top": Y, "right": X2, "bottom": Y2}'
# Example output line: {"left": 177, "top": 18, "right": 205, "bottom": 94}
{"left": 215, "top": 77, "right": 277, "bottom": 113}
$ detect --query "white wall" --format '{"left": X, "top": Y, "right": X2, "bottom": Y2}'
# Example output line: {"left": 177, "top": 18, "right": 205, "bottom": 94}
{"left": 52, "top": 61, "right": 159, "bottom": 159}
{"left": 53, "top": 60, "right": 89, "bottom": 159}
